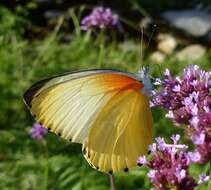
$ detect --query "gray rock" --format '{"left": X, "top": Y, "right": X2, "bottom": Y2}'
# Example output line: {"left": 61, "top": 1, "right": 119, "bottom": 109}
{"left": 150, "top": 51, "right": 166, "bottom": 63}
{"left": 157, "top": 34, "right": 177, "bottom": 55}
{"left": 161, "top": 10, "right": 211, "bottom": 38}
{"left": 119, "top": 40, "right": 140, "bottom": 52}
{"left": 44, "top": 11, "right": 66, "bottom": 19}
{"left": 34, "top": 0, "right": 51, "bottom": 3}
{"left": 176, "top": 44, "right": 206, "bottom": 61}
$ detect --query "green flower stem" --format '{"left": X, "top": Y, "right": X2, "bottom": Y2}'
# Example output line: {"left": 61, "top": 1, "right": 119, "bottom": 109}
{"left": 109, "top": 174, "right": 116, "bottom": 190}
{"left": 96, "top": 29, "right": 106, "bottom": 68}
{"left": 42, "top": 140, "right": 49, "bottom": 190}
{"left": 43, "top": 160, "right": 49, "bottom": 190}
{"left": 208, "top": 160, "right": 211, "bottom": 190}
{"left": 97, "top": 43, "right": 105, "bottom": 68}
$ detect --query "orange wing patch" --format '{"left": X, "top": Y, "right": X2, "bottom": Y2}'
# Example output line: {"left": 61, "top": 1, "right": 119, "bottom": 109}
{"left": 80, "top": 73, "right": 144, "bottom": 96}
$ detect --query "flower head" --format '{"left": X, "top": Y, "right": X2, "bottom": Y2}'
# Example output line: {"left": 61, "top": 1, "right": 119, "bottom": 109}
{"left": 138, "top": 134, "right": 197, "bottom": 190}
{"left": 80, "top": 7, "right": 118, "bottom": 30}
{"left": 29, "top": 122, "right": 48, "bottom": 139}
{"left": 151, "top": 65, "right": 211, "bottom": 163}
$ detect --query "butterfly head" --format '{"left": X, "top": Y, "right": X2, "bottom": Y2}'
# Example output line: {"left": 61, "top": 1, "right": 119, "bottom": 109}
{"left": 138, "top": 67, "right": 152, "bottom": 95}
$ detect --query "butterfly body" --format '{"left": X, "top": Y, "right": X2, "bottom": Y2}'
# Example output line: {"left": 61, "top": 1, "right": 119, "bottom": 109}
{"left": 24, "top": 69, "right": 153, "bottom": 173}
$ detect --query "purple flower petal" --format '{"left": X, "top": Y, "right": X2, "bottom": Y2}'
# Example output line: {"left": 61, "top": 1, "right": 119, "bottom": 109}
{"left": 188, "top": 151, "right": 201, "bottom": 163}
{"left": 182, "top": 97, "right": 194, "bottom": 108}
{"left": 164, "top": 69, "right": 170, "bottom": 77}
{"left": 147, "top": 170, "right": 156, "bottom": 179}
{"left": 190, "top": 116, "right": 199, "bottom": 128}
{"left": 198, "top": 174, "right": 209, "bottom": 184}
{"left": 171, "top": 134, "right": 180, "bottom": 144}
{"left": 154, "top": 78, "right": 162, "bottom": 85}
{"left": 191, "top": 104, "right": 198, "bottom": 116}
{"left": 155, "top": 137, "right": 166, "bottom": 150}
{"left": 150, "top": 101, "right": 155, "bottom": 107}
{"left": 176, "top": 76, "right": 182, "bottom": 83}
{"left": 191, "top": 132, "right": 205, "bottom": 145}
{"left": 172, "top": 84, "right": 181, "bottom": 92}
{"left": 191, "top": 80, "right": 198, "bottom": 87}
{"left": 166, "top": 111, "right": 174, "bottom": 119}
{"left": 189, "top": 91, "right": 199, "bottom": 102}
{"left": 137, "top": 155, "right": 148, "bottom": 165}
{"left": 149, "top": 143, "right": 157, "bottom": 153}
{"left": 175, "top": 168, "right": 186, "bottom": 182}
{"left": 203, "top": 106, "right": 210, "bottom": 113}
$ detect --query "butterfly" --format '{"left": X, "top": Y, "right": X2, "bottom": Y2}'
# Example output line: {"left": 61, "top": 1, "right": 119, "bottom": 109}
{"left": 23, "top": 69, "right": 153, "bottom": 174}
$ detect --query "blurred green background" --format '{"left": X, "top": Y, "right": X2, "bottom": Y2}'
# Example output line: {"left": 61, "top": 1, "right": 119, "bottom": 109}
{"left": 0, "top": 1, "right": 210, "bottom": 190}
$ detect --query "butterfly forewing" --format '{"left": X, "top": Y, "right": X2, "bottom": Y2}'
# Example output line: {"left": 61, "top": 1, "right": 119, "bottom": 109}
{"left": 24, "top": 70, "right": 144, "bottom": 145}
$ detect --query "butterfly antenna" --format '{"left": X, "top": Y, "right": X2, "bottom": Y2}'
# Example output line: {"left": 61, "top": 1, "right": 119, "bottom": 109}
{"left": 140, "top": 27, "right": 144, "bottom": 64}
{"left": 146, "top": 24, "right": 157, "bottom": 49}
{"left": 145, "top": 24, "right": 160, "bottom": 81}
{"left": 139, "top": 23, "right": 159, "bottom": 80}
{"left": 139, "top": 26, "right": 144, "bottom": 69}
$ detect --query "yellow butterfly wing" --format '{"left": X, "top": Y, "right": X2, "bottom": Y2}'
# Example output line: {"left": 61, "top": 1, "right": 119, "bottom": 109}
{"left": 23, "top": 70, "right": 144, "bottom": 144}
{"left": 83, "top": 89, "right": 152, "bottom": 173}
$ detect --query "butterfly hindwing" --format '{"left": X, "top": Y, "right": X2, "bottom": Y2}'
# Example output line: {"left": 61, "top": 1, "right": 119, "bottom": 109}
{"left": 83, "top": 89, "right": 152, "bottom": 173}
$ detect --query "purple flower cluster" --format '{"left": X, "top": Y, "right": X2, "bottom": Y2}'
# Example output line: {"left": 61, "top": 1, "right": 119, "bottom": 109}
{"left": 29, "top": 122, "right": 48, "bottom": 139}
{"left": 80, "top": 7, "right": 118, "bottom": 30}
{"left": 151, "top": 65, "right": 211, "bottom": 163}
{"left": 137, "top": 135, "right": 209, "bottom": 190}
